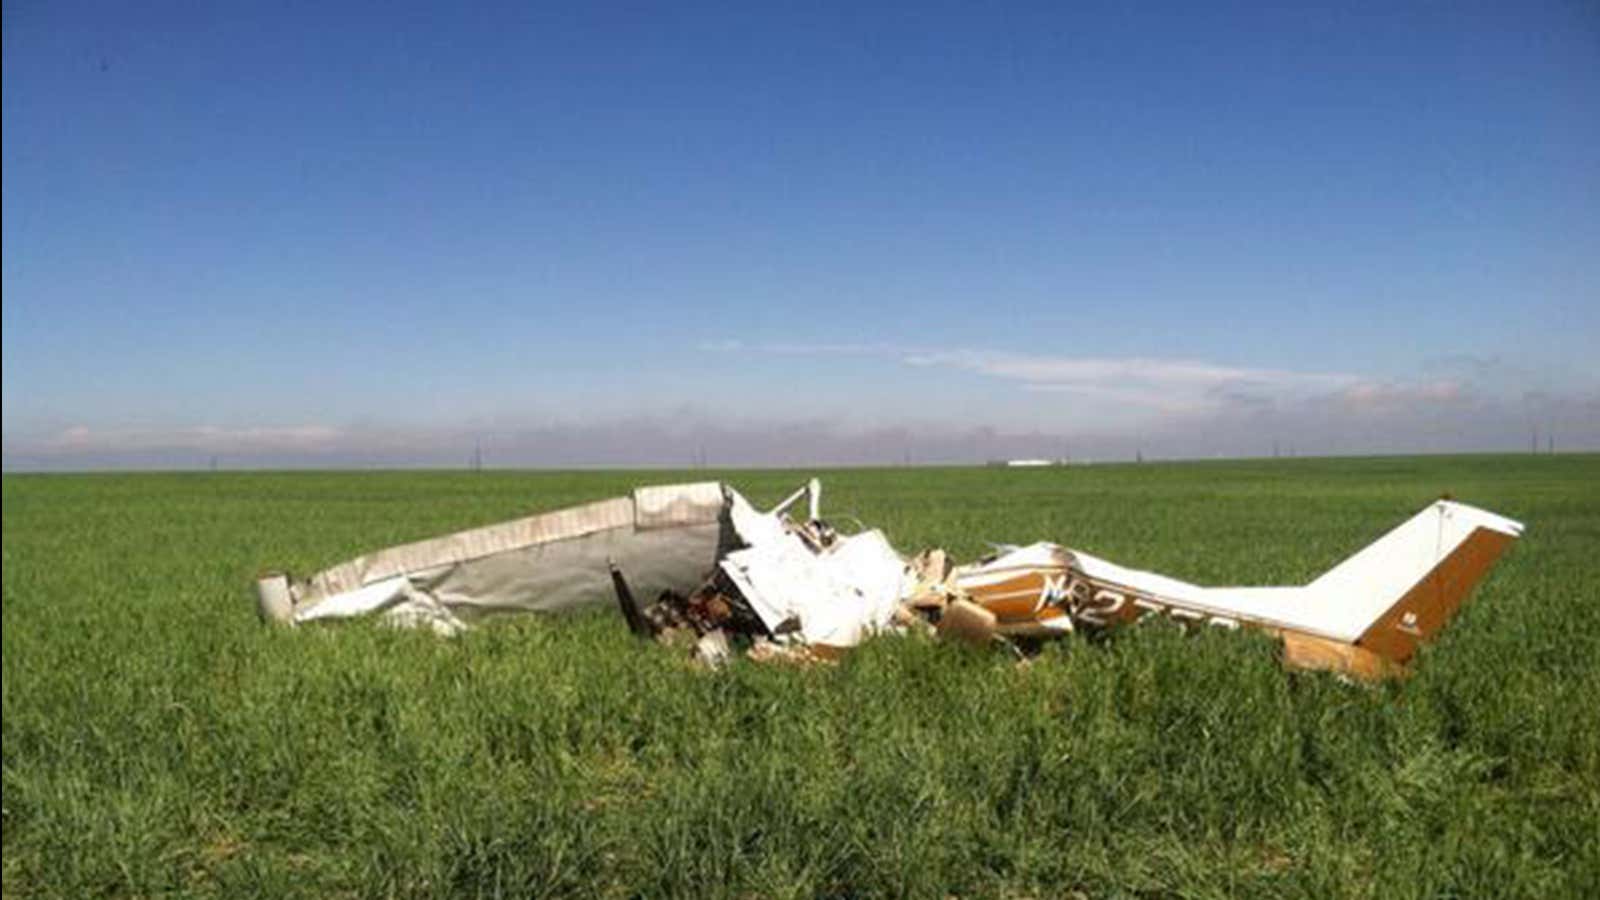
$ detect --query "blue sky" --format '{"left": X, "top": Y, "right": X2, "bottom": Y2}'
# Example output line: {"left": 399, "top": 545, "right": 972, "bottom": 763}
{"left": 4, "top": 1, "right": 1597, "bottom": 468}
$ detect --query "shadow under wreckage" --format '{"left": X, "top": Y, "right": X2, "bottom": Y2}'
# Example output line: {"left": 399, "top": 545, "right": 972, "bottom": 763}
{"left": 256, "top": 479, "right": 1523, "bottom": 680}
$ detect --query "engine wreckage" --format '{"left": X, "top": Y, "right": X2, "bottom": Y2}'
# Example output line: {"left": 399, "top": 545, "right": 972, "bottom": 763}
{"left": 255, "top": 479, "right": 1523, "bottom": 679}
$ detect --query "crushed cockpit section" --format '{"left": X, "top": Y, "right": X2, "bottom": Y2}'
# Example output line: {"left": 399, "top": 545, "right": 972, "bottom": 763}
{"left": 256, "top": 478, "right": 1523, "bottom": 680}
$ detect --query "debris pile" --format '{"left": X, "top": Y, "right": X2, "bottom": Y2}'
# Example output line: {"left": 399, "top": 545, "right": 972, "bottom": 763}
{"left": 256, "top": 478, "right": 1523, "bottom": 680}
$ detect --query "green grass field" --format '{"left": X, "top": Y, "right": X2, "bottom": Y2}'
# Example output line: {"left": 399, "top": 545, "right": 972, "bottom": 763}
{"left": 4, "top": 455, "right": 1598, "bottom": 898}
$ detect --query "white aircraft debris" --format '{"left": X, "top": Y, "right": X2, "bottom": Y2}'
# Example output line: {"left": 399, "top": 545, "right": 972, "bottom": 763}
{"left": 257, "top": 479, "right": 1523, "bottom": 679}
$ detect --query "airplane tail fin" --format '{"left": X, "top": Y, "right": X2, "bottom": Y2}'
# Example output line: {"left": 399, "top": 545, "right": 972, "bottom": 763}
{"left": 1308, "top": 500, "right": 1523, "bottom": 664}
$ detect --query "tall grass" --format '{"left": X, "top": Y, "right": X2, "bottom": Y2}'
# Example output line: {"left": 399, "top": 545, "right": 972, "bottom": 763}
{"left": 4, "top": 456, "right": 1598, "bottom": 897}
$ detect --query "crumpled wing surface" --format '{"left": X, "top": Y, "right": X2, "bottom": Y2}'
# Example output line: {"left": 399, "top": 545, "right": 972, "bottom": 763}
{"left": 263, "top": 482, "right": 731, "bottom": 633}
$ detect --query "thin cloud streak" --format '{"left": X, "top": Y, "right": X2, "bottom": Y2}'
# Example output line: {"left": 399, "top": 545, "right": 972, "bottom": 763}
{"left": 721, "top": 341, "right": 1367, "bottom": 418}
{"left": 44, "top": 424, "right": 347, "bottom": 453}
{"left": 903, "top": 350, "right": 1355, "bottom": 391}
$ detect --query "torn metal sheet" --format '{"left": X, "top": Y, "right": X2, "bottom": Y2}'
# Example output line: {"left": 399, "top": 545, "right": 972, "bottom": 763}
{"left": 719, "top": 489, "right": 907, "bottom": 648}
{"left": 257, "top": 479, "right": 1523, "bottom": 679}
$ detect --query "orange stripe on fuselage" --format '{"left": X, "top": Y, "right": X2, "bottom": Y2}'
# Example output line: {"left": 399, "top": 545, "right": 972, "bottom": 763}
{"left": 960, "top": 571, "right": 1056, "bottom": 621}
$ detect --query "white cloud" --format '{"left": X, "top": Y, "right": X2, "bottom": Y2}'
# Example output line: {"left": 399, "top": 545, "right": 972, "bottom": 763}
{"left": 1334, "top": 379, "right": 1468, "bottom": 411}
{"left": 901, "top": 349, "right": 1359, "bottom": 416}
{"left": 904, "top": 351, "right": 1337, "bottom": 387}
{"left": 40, "top": 424, "right": 346, "bottom": 453}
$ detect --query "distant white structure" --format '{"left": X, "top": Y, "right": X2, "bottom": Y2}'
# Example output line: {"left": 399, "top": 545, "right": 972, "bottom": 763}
{"left": 1004, "top": 458, "right": 1061, "bottom": 468}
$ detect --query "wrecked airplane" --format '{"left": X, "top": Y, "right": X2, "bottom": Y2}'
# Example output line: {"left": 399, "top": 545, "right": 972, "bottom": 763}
{"left": 255, "top": 479, "right": 1523, "bottom": 679}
